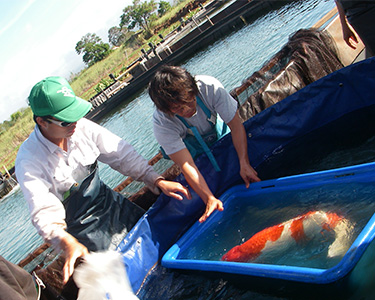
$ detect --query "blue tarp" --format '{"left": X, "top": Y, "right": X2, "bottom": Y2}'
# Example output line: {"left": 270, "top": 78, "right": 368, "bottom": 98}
{"left": 117, "top": 57, "right": 375, "bottom": 293}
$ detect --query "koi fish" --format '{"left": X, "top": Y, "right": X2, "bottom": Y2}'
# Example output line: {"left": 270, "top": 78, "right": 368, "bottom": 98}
{"left": 221, "top": 210, "right": 352, "bottom": 262}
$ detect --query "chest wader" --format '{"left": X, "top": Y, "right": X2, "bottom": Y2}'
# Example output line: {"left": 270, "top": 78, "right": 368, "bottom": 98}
{"left": 161, "top": 96, "right": 230, "bottom": 172}
{"left": 62, "top": 162, "right": 145, "bottom": 251}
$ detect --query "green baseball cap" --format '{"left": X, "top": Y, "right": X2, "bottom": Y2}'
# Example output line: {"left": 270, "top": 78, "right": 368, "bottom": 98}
{"left": 28, "top": 76, "right": 92, "bottom": 122}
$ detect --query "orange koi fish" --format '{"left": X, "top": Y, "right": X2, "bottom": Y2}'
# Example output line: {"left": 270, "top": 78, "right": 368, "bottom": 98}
{"left": 221, "top": 210, "right": 352, "bottom": 262}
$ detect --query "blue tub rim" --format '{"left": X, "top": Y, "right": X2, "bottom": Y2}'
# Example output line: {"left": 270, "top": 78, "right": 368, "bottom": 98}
{"left": 162, "top": 162, "right": 375, "bottom": 285}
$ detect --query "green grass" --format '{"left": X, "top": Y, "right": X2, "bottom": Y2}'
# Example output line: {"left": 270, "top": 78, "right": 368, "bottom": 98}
{"left": 153, "top": 0, "right": 195, "bottom": 28}
{"left": 0, "top": 108, "right": 34, "bottom": 171}
{"left": 71, "top": 45, "right": 142, "bottom": 99}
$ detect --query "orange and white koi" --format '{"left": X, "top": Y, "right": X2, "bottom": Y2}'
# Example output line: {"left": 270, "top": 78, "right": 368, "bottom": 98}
{"left": 221, "top": 210, "right": 352, "bottom": 262}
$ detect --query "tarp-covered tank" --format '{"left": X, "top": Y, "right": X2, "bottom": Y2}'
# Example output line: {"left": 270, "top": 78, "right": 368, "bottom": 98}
{"left": 118, "top": 57, "right": 375, "bottom": 298}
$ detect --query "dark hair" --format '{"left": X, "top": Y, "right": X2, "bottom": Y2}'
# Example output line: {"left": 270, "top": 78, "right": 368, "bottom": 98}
{"left": 33, "top": 115, "right": 51, "bottom": 123}
{"left": 148, "top": 65, "right": 199, "bottom": 114}
{"left": 33, "top": 115, "right": 52, "bottom": 129}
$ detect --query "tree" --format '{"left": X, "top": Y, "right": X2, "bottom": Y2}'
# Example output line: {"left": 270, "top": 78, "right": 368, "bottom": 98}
{"left": 108, "top": 26, "right": 130, "bottom": 47}
{"left": 10, "top": 111, "right": 22, "bottom": 122}
{"left": 120, "top": 0, "right": 157, "bottom": 38}
{"left": 75, "top": 33, "right": 112, "bottom": 66}
{"left": 158, "top": 1, "right": 171, "bottom": 16}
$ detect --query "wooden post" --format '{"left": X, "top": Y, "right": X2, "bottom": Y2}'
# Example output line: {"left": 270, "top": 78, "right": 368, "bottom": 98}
{"left": 3, "top": 165, "right": 11, "bottom": 178}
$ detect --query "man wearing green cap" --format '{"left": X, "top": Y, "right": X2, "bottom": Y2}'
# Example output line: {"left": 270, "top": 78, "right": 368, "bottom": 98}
{"left": 15, "top": 76, "right": 190, "bottom": 284}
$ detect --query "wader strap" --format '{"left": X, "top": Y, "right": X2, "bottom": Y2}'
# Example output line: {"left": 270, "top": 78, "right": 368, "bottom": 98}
{"left": 175, "top": 95, "right": 225, "bottom": 172}
{"left": 196, "top": 95, "right": 215, "bottom": 125}
{"left": 196, "top": 95, "right": 228, "bottom": 135}
{"left": 190, "top": 126, "right": 221, "bottom": 172}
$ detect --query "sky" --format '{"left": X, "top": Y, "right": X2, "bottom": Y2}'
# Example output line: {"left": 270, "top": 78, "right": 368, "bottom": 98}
{"left": 0, "top": 0, "right": 132, "bottom": 122}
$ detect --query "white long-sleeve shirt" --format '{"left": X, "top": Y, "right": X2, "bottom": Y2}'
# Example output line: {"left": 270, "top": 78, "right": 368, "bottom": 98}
{"left": 15, "top": 118, "right": 161, "bottom": 246}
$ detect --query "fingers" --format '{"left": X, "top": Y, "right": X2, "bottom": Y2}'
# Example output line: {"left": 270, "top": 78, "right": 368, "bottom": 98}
{"left": 199, "top": 200, "right": 224, "bottom": 223}
{"left": 180, "top": 185, "right": 191, "bottom": 199}
{"left": 199, "top": 213, "right": 209, "bottom": 223}
{"left": 158, "top": 181, "right": 191, "bottom": 200}
{"left": 63, "top": 253, "right": 80, "bottom": 284}
{"left": 251, "top": 174, "right": 261, "bottom": 182}
{"left": 60, "top": 235, "right": 88, "bottom": 284}
{"left": 346, "top": 39, "right": 357, "bottom": 49}
{"left": 199, "top": 207, "right": 216, "bottom": 222}
{"left": 169, "top": 192, "right": 183, "bottom": 201}
{"left": 217, "top": 200, "right": 224, "bottom": 211}
{"left": 250, "top": 166, "right": 261, "bottom": 182}
{"left": 167, "top": 185, "right": 191, "bottom": 200}
{"left": 241, "top": 170, "right": 261, "bottom": 188}
{"left": 344, "top": 33, "right": 358, "bottom": 49}
{"left": 244, "top": 178, "right": 250, "bottom": 189}
{"left": 63, "top": 259, "right": 74, "bottom": 284}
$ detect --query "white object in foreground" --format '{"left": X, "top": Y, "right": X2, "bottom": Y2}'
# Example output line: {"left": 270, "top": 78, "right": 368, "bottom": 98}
{"left": 74, "top": 251, "right": 138, "bottom": 300}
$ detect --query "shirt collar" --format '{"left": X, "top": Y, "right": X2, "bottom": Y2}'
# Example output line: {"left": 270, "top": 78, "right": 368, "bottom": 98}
{"left": 34, "top": 124, "right": 62, "bottom": 154}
